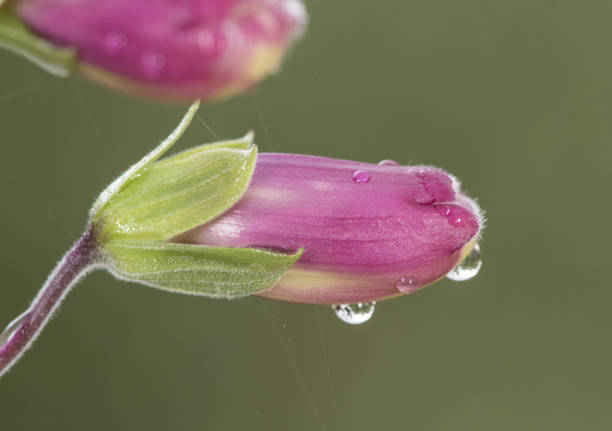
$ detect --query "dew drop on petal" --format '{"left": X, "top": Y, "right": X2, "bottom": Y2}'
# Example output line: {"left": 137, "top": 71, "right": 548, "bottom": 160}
{"left": 332, "top": 302, "right": 375, "bottom": 325}
{"left": 141, "top": 51, "right": 166, "bottom": 78}
{"left": 377, "top": 159, "right": 399, "bottom": 166}
{"left": 103, "top": 31, "right": 127, "bottom": 55}
{"left": 435, "top": 204, "right": 467, "bottom": 227}
{"left": 446, "top": 244, "right": 482, "bottom": 282}
{"left": 449, "top": 214, "right": 465, "bottom": 227}
{"left": 197, "top": 29, "right": 215, "bottom": 52}
{"left": 436, "top": 205, "right": 451, "bottom": 216}
{"left": 352, "top": 170, "right": 371, "bottom": 183}
{"left": 396, "top": 276, "right": 419, "bottom": 294}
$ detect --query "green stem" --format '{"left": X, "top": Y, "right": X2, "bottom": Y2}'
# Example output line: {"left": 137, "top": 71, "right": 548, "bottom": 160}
{"left": 0, "top": 9, "right": 76, "bottom": 76}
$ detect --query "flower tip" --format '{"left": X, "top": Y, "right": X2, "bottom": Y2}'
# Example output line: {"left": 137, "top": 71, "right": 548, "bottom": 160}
{"left": 243, "top": 130, "right": 255, "bottom": 147}
{"left": 190, "top": 100, "right": 201, "bottom": 111}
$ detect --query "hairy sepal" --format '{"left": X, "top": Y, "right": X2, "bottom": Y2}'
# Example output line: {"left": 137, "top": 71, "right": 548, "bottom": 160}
{"left": 91, "top": 102, "right": 258, "bottom": 243}
{"left": 103, "top": 240, "right": 303, "bottom": 299}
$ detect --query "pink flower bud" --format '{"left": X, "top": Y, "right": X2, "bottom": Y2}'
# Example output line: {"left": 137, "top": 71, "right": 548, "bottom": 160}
{"left": 173, "top": 154, "right": 484, "bottom": 304}
{"left": 13, "top": 0, "right": 307, "bottom": 100}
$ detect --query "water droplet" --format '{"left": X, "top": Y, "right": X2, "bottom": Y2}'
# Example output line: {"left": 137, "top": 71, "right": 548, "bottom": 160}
{"left": 436, "top": 205, "right": 450, "bottom": 216}
{"left": 197, "top": 29, "right": 215, "bottom": 52}
{"left": 196, "top": 27, "right": 228, "bottom": 57}
{"left": 352, "top": 170, "right": 371, "bottom": 183}
{"left": 332, "top": 302, "right": 375, "bottom": 325}
{"left": 449, "top": 215, "right": 465, "bottom": 227}
{"left": 141, "top": 51, "right": 165, "bottom": 78}
{"left": 396, "top": 276, "right": 419, "bottom": 294}
{"left": 103, "top": 31, "right": 127, "bottom": 55}
{"left": 378, "top": 159, "right": 399, "bottom": 166}
{"left": 446, "top": 244, "right": 482, "bottom": 281}
{"left": 435, "top": 204, "right": 468, "bottom": 227}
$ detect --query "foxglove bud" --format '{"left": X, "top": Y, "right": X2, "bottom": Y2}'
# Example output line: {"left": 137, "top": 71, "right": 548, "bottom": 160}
{"left": 174, "top": 155, "right": 484, "bottom": 304}
{"left": 90, "top": 105, "right": 481, "bottom": 303}
{"left": 2, "top": 0, "right": 306, "bottom": 100}
{"left": 0, "top": 103, "right": 483, "bottom": 376}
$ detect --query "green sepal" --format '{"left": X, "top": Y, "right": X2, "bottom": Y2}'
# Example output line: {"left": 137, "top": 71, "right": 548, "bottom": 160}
{"left": 0, "top": 10, "right": 76, "bottom": 77}
{"left": 91, "top": 102, "right": 258, "bottom": 243}
{"left": 90, "top": 102, "right": 200, "bottom": 219}
{"left": 103, "top": 240, "right": 303, "bottom": 299}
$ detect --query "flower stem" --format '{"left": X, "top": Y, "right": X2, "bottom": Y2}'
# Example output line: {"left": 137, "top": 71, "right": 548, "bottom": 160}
{"left": 0, "top": 227, "right": 101, "bottom": 378}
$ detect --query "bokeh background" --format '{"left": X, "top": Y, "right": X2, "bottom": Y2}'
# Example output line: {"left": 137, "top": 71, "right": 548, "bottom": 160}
{"left": 1, "top": 0, "right": 611, "bottom": 429}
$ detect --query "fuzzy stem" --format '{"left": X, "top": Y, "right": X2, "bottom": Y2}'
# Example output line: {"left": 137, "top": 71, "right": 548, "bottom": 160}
{"left": 0, "top": 227, "right": 100, "bottom": 378}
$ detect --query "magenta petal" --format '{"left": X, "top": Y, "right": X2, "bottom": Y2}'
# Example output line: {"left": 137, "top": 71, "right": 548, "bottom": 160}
{"left": 174, "top": 154, "right": 484, "bottom": 304}
{"left": 15, "top": 0, "right": 307, "bottom": 100}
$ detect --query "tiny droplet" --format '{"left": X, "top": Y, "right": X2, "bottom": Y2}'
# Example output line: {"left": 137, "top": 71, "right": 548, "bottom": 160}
{"left": 435, "top": 204, "right": 467, "bottom": 227}
{"left": 141, "top": 51, "right": 166, "bottom": 78}
{"left": 197, "top": 29, "right": 215, "bottom": 52}
{"left": 332, "top": 302, "right": 375, "bottom": 325}
{"left": 352, "top": 170, "right": 371, "bottom": 183}
{"left": 446, "top": 244, "right": 482, "bottom": 282}
{"left": 103, "top": 31, "right": 128, "bottom": 55}
{"left": 396, "top": 276, "right": 419, "bottom": 294}
{"left": 377, "top": 159, "right": 399, "bottom": 166}
{"left": 449, "top": 215, "right": 465, "bottom": 227}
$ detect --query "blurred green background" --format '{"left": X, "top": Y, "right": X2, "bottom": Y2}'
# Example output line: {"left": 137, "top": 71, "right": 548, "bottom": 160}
{"left": 1, "top": 0, "right": 611, "bottom": 429}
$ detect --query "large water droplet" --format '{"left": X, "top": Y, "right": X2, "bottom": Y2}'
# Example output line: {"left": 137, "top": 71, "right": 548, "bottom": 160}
{"left": 352, "top": 170, "right": 371, "bottom": 183}
{"left": 378, "top": 159, "right": 399, "bottom": 166}
{"left": 396, "top": 276, "right": 419, "bottom": 294}
{"left": 446, "top": 244, "right": 482, "bottom": 281}
{"left": 103, "top": 31, "right": 127, "bottom": 55}
{"left": 332, "top": 302, "right": 375, "bottom": 325}
{"left": 141, "top": 51, "right": 166, "bottom": 78}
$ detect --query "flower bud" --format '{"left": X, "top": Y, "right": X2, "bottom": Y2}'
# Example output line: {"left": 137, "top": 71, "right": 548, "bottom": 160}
{"left": 90, "top": 103, "right": 482, "bottom": 304}
{"left": 174, "top": 154, "right": 484, "bottom": 304}
{"left": 7, "top": 0, "right": 307, "bottom": 100}
{"left": 0, "top": 103, "right": 484, "bottom": 377}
